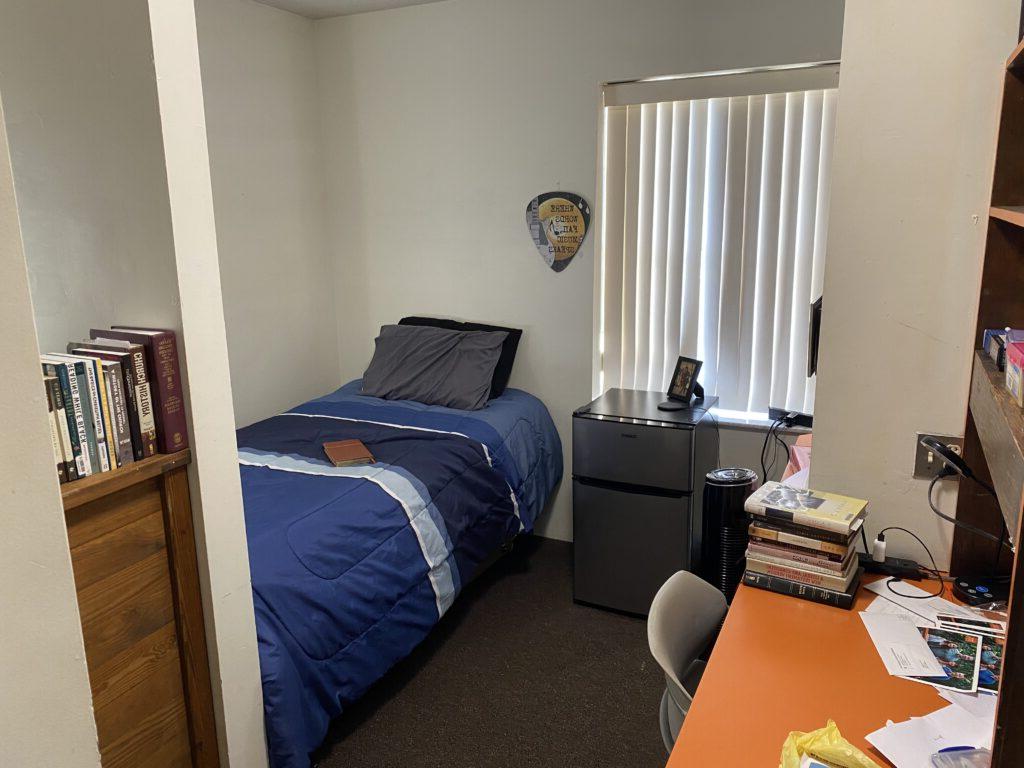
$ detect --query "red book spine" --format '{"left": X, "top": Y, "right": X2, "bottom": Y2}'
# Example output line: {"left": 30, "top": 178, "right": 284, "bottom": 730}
{"left": 103, "top": 328, "right": 189, "bottom": 453}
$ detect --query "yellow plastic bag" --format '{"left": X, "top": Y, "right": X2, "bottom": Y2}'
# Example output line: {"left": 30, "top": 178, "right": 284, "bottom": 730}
{"left": 779, "top": 720, "right": 884, "bottom": 768}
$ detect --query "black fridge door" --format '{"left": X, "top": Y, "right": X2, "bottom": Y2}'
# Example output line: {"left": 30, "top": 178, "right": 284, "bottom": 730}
{"left": 573, "top": 478, "right": 691, "bottom": 615}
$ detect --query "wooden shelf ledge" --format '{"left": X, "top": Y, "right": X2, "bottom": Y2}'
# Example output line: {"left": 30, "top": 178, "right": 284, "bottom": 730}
{"left": 990, "top": 205, "right": 1024, "bottom": 227}
{"left": 61, "top": 449, "right": 192, "bottom": 511}
{"left": 969, "top": 352, "right": 1024, "bottom": 537}
{"left": 1009, "top": 37, "right": 1024, "bottom": 71}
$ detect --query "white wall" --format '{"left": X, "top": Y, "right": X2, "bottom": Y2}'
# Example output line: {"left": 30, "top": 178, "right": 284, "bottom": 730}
{"left": 0, "top": 2, "right": 270, "bottom": 763}
{"left": 811, "top": 0, "right": 1018, "bottom": 568}
{"left": 148, "top": 1, "right": 269, "bottom": 763}
{"left": 198, "top": 0, "right": 339, "bottom": 428}
{"left": 0, "top": 0, "right": 181, "bottom": 352}
{"left": 315, "top": 0, "right": 845, "bottom": 540}
{"left": 0, "top": 90, "right": 101, "bottom": 768}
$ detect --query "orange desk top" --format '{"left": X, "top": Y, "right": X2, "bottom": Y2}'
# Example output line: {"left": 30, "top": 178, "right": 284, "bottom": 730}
{"left": 667, "top": 577, "right": 950, "bottom": 767}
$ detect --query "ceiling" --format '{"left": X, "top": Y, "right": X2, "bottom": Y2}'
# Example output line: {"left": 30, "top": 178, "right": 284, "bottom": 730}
{"left": 254, "top": 0, "right": 449, "bottom": 20}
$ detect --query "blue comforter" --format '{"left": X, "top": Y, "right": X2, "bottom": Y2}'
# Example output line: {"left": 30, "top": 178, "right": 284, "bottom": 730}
{"left": 237, "top": 381, "right": 562, "bottom": 767}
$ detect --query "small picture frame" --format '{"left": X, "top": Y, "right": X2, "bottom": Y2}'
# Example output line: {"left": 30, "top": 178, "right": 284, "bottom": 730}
{"left": 667, "top": 356, "right": 703, "bottom": 403}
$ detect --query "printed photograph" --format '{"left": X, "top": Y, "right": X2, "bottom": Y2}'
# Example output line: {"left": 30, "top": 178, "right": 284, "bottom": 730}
{"left": 901, "top": 627, "right": 982, "bottom": 693}
{"left": 667, "top": 356, "right": 702, "bottom": 401}
{"left": 978, "top": 634, "right": 1004, "bottom": 694}
{"left": 937, "top": 613, "right": 1007, "bottom": 637}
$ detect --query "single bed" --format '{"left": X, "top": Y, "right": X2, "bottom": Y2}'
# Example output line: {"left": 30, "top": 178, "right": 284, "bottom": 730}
{"left": 236, "top": 380, "right": 562, "bottom": 768}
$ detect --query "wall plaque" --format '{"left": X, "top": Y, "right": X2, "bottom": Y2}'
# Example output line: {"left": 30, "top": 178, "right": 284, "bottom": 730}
{"left": 525, "top": 191, "right": 590, "bottom": 272}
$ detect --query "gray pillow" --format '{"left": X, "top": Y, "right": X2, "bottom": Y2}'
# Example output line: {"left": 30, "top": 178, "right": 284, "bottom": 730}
{"left": 361, "top": 324, "right": 508, "bottom": 410}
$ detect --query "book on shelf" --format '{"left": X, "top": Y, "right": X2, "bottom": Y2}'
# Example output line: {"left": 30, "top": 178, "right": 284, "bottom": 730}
{"left": 742, "top": 568, "right": 863, "bottom": 610}
{"left": 100, "top": 360, "right": 134, "bottom": 468}
{"left": 67, "top": 349, "right": 135, "bottom": 469}
{"left": 745, "top": 481, "right": 867, "bottom": 535}
{"left": 97, "top": 327, "right": 188, "bottom": 453}
{"left": 40, "top": 325, "right": 187, "bottom": 487}
{"left": 43, "top": 373, "right": 76, "bottom": 482}
{"left": 48, "top": 353, "right": 111, "bottom": 473}
{"left": 41, "top": 356, "right": 96, "bottom": 476}
{"left": 746, "top": 552, "right": 859, "bottom": 592}
{"left": 749, "top": 518, "right": 860, "bottom": 552}
{"left": 44, "top": 376, "right": 67, "bottom": 483}
{"left": 323, "top": 439, "right": 375, "bottom": 467}
{"left": 71, "top": 342, "right": 156, "bottom": 459}
{"left": 41, "top": 359, "right": 86, "bottom": 478}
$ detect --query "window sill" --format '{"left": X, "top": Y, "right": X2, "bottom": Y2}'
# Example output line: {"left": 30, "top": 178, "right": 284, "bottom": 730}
{"left": 709, "top": 408, "right": 812, "bottom": 435}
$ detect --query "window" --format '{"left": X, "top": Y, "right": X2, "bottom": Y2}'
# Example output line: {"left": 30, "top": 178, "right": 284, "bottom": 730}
{"left": 595, "top": 63, "right": 839, "bottom": 415}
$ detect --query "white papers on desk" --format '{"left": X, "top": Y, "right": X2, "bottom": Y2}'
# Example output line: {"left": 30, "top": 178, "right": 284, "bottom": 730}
{"left": 859, "top": 613, "right": 946, "bottom": 677}
{"left": 866, "top": 702, "right": 995, "bottom": 768}
{"left": 940, "top": 690, "right": 997, "bottom": 722}
{"left": 865, "top": 579, "right": 978, "bottom": 628}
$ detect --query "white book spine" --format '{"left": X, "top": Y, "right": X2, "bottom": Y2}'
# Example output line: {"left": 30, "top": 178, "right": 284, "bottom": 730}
{"left": 48, "top": 407, "right": 62, "bottom": 478}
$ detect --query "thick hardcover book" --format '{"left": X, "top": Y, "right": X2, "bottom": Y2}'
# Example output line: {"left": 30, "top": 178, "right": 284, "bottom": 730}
{"left": 746, "top": 553, "right": 858, "bottom": 591}
{"left": 75, "top": 341, "right": 156, "bottom": 458}
{"left": 323, "top": 439, "right": 375, "bottom": 467}
{"left": 746, "top": 541, "right": 855, "bottom": 573}
{"left": 742, "top": 568, "right": 862, "bottom": 610}
{"left": 44, "top": 377, "right": 67, "bottom": 483}
{"left": 42, "top": 356, "right": 95, "bottom": 476}
{"left": 51, "top": 354, "right": 110, "bottom": 472}
{"left": 748, "top": 516, "right": 861, "bottom": 548}
{"left": 101, "top": 361, "right": 134, "bottom": 467}
{"left": 104, "top": 327, "right": 189, "bottom": 453}
{"left": 44, "top": 374, "right": 76, "bottom": 481}
{"left": 745, "top": 481, "right": 868, "bottom": 536}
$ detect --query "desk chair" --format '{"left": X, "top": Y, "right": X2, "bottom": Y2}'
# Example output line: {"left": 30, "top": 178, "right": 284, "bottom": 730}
{"left": 647, "top": 571, "right": 728, "bottom": 752}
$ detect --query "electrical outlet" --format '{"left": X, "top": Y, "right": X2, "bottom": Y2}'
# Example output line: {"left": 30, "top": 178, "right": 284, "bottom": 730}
{"left": 914, "top": 433, "right": 964, "bottom": 479}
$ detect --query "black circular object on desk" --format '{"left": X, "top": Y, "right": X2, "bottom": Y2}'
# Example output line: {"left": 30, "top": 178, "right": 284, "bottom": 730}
{"left": 657, "top": 400, "right": 687, "bottom": 411}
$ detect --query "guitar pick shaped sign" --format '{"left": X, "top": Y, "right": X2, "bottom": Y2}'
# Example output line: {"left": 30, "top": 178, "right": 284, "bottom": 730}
{"left": 525, "top": 192, "right": 591, "bottom": 272}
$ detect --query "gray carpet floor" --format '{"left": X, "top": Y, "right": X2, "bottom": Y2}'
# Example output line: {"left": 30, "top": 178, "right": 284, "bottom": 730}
{"left": 313, "top": 536, "right": 667, "bottom": 768}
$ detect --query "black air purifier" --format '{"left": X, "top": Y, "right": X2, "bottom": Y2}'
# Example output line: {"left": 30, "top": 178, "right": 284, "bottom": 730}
{"left": 701, "top": 467, "right": 759, "bottom": 601}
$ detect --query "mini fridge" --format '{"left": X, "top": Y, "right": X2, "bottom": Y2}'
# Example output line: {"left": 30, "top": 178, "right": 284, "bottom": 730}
{"left": 571, "top": 388, "right": 719, "bottom": 615}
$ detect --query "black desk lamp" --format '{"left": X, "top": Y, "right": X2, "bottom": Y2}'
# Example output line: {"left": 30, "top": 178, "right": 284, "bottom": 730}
{"left": 918, "top": 436, "right": 1012, "bottom": 605}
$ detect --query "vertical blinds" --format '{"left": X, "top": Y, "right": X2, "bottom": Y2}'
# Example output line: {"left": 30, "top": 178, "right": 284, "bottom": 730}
{"left": 597, "top": 84, "right": 838, "bottom": 414}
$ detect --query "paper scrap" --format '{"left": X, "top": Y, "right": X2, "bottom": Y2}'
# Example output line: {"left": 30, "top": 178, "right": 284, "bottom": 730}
{"left": 866, "top": 703, "right": 995, "bottom": 767}
{"left": 864, "top": 594, "right": 924, "bottom": 623}
{"left": 865, "top": 578, "right": 978, "bottom": 627}
{"left": 940, "top": 690, "right": 998, "bottom": 722}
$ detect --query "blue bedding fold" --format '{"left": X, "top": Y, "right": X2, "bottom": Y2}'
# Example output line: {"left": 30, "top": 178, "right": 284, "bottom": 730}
{"left": 237, "top": 382, "right": 562, "bottom": 767}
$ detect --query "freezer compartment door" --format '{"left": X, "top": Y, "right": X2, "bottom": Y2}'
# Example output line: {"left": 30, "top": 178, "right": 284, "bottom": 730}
{"left": 572, "top": 416, "right": 694, "bottom": 492}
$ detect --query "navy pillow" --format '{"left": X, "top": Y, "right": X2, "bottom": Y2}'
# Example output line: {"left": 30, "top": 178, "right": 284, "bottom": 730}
{"left": 398, "top": 316, "right": 522, "bottom": 399}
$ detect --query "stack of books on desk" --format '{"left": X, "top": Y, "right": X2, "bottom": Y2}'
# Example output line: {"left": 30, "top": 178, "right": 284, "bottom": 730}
{"left": 741, "top": 481, "right": 867, "bottom": 609}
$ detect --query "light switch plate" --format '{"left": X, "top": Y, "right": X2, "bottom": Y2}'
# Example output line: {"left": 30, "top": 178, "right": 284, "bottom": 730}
{"left": 914, "top": 433, "right": 964, "bottom": 479}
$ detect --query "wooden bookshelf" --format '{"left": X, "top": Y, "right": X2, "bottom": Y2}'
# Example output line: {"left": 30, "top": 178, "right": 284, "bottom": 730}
{"left": 969, "top": 353, "right": 1024, "bottom": 539}
{"left": 990, "top": 204, "right": 1024, "bottom": 227}
{"left": 61, "top": 449, "right": 219, "bottom": 767}
{"left": 61, "top": 449, "right": 191, "bottom": 510}
{"left": 1008, "top": 34, "right": 1024, "bottom": 70}
{"left": 954, "top": 28, "right": 1024, "bottom": 766}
